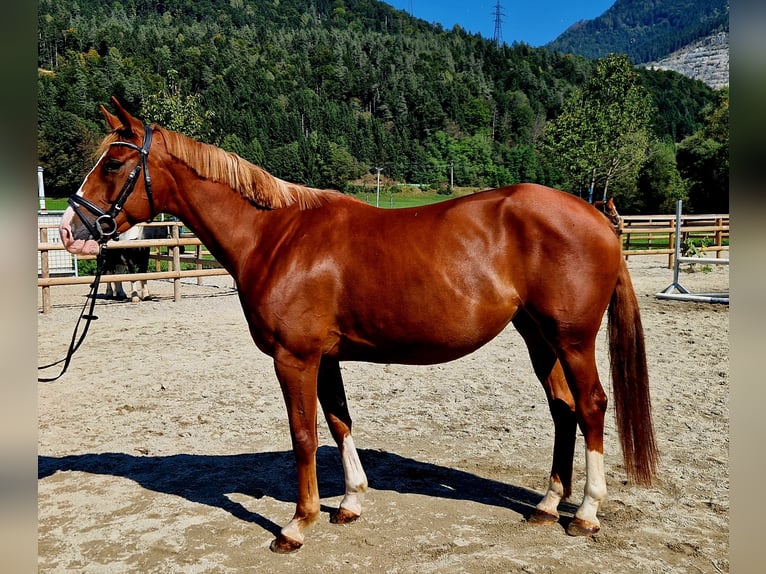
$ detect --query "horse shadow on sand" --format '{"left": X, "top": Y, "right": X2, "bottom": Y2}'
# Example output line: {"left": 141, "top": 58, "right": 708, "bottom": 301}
{"left": 39, "top": 447, "right": 579, "bottom": 536}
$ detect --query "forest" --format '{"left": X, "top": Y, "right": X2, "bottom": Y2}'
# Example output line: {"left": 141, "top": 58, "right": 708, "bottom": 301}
{"left": 37, "top": 0, "right": 728, "bottom": 213}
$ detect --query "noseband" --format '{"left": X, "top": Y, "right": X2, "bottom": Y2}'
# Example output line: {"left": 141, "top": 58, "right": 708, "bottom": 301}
{"left": 68, "top": 125, "right": 155, "bottom": 244}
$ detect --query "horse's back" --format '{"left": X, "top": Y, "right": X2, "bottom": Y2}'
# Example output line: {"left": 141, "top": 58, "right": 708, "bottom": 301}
{"left": 328, "top": 183, "right": 621, "bottom": 278}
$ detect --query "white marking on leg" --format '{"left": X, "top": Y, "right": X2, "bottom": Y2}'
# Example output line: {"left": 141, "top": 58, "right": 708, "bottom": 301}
{"left": 280, "top": 518, "right": 305, "bottom": 545}
{"left": 576, "top": 449, "right": 607, "bottom": 526}
{"left": 339, "top": 435, "right": 367, "bottom": 516}
{"left": 536, "top": 475, "right": 565, "bottom": 517}
{"left": 128, "top": 279, "right": 141, "bottom": 302}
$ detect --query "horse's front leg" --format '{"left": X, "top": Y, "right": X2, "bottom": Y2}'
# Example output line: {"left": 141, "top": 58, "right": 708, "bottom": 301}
{"left": 317, "top": 357, "right": 368, "bottom": 524}
{"left": 112, "top": 263, "right": 129, "bottom": 300}
{"left": 270, "top": 349, "right": 321, "bottom": 553}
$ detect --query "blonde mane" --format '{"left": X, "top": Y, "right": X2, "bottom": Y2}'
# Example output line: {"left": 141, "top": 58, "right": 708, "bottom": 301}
{"left": 98, "top": 126, "right": 329, "bottom": 210}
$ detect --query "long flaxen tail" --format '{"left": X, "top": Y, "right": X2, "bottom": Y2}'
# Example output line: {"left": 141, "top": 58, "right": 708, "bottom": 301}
{"left": 608, "top": 257, "right": 659, "bottom": 485}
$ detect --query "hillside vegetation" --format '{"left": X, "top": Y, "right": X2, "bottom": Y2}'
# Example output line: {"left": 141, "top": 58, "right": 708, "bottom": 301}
{"left": 37, "top": 0, "right": 726, "bottom": 213}
{"left": 546, "top": 0, "right": 729, "bottom": 66}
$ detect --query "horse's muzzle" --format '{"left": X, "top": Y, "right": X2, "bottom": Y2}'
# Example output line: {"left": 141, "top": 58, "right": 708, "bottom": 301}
{"left": 59, "top": 207, "right": 101, "bottom": 255}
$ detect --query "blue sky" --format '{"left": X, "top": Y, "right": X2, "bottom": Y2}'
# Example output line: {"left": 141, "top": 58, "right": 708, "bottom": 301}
{"left": 384, "top": 1, "right": 615, "bottom": 47}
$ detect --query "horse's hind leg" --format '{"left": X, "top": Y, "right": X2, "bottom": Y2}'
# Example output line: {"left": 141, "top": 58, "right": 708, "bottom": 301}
{"left": 512, "top": 310, "right": 577, "bottom": 526}
{"left": 317, "top": 357, "right": 368, "bottom": 524}
{"left": 556, "top": 342, "right": 608, "bottom": 536}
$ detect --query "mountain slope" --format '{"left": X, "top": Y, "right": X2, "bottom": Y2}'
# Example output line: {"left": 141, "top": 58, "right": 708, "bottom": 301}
{"left": 644, "top": 31, "right": 728, "bottom": 89}
{"left": 545, "top": 0, "right": 729, "bottom": 66}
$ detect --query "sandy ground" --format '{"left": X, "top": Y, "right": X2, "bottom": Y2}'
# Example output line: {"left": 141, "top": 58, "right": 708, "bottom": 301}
{"left": 37, "top": 255, "right": 729, "bottom": 573}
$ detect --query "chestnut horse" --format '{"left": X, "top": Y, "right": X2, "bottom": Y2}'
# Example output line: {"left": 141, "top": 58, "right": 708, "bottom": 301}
{"left": 59, "top": 98, "right": 658, "bottom": 553}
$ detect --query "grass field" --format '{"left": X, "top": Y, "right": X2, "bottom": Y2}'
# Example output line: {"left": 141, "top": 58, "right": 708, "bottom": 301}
{"left": 43, "top": 198, "right": 69, "bottom": 211}
{"left": 349, "top": 191, "right": 455, "bottom": 209}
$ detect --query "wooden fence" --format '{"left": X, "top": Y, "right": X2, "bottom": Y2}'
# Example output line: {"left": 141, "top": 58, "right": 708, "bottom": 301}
{"left": 620, "top": 213, "right": 729, "bottom": 267}
{"left": 37, "top": 220, "right": 232, "bottom": 314}
{"left": 38, "top": 212, "right": 729, "bottom": 314}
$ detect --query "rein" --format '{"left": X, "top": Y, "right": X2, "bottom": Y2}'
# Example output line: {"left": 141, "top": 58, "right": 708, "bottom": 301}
{"left": 38, "top": 125, "right": 154, "bottom": 382}
{"left": 37, "top": 249, "right": 108, "bottom": 382}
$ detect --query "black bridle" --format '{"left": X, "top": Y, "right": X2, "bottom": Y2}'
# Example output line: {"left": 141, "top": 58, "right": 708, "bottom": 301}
{"left": 38, "top": 125, "right": 154, "bottom": 383}
{"left": 68, "top": 125, "right": 155, "bottom": 243}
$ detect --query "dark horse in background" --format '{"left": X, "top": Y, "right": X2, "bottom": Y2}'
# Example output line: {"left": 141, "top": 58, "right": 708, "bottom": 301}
{"left": 59, "top": 98, "right": 658, "bottom": 553}
{"left": 102, "top": 224, "right": 181, "bottom": 302}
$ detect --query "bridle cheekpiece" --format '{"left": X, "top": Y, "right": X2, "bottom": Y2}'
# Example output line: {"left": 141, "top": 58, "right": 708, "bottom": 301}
{"left": 68, "top": 124, "right": 155, "bottom": 245}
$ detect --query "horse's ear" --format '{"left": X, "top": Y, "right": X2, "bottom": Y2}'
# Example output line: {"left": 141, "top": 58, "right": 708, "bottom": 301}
{"left": 106, "top": 96, "right": 143, "bottom": 136}
{"left": 100, "top": 104, "right": 122, "bottom": 131}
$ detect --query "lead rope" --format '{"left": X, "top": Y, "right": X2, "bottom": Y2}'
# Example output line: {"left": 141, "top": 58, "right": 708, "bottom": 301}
{"left": 38, "top": 248, "right": 108, "bottom": 382}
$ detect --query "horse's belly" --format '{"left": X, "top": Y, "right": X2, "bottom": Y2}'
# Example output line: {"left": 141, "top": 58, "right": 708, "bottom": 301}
{"left": 336, "top": 315, "right": 513, "bottom": 366}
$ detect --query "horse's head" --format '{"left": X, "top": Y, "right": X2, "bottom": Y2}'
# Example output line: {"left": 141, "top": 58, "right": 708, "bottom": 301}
{"left": 60, "top": 97, "right": 160, "bottom": 255}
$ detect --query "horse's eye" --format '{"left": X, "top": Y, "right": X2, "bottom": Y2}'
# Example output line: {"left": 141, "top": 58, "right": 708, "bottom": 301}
{"left": 104, "top": 159, "right": 123, "bottom": 173}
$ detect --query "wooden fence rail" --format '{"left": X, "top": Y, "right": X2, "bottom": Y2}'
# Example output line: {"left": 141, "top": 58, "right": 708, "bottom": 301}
{"left": 620, "top": 213, "right": 729, "bottom": 267}
{"left": 37, "top": 220, "right": 233, "bottom": 314}
{"left": 39, "top": 212, "right": 729, "bottom": 313}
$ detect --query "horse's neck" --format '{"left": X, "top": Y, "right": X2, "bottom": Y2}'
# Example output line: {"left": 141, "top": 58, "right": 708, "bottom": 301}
{"left": 164, "top": 178, "right": 272, "bottom": 276}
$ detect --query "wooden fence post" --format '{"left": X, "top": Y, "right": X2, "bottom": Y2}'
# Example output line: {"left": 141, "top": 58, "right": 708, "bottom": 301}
{"left": 172, "top": 223, "right": 181, "bottom": 302}
{"left": 40, "top": 227, "right": 52, "bottom": 314}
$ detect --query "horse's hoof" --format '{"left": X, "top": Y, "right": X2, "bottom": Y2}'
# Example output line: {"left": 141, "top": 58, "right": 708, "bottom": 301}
{"left": 331, "top": 507, "right": 361, "bottom": 524}
{"left": 528, "top": 508, "right": 559, "bottom": 525}
{"left": 566, "top": 517, "right": 600, "bottom": 537}
{"left": 270, "top": 534, "right": 303, "bottom": 554}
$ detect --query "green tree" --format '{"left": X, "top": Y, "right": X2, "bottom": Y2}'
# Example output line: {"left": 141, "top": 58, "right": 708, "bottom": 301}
{"left": 320, "top": 140, "right": 366, "bottom": 190}
{"left": 637, "top": 140, "right": 688, "bottom": 213}
{"left": 676, "top": 87, "right": 729, "bottom": 213}
{"left": 141, "top": 70, "right": 213, "bottom": 140}
{"left": 542, "top": 54, "right": 655, "bottom": 205}
{"left": 37, "top": 82, "right": 102, "bottom": 197}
